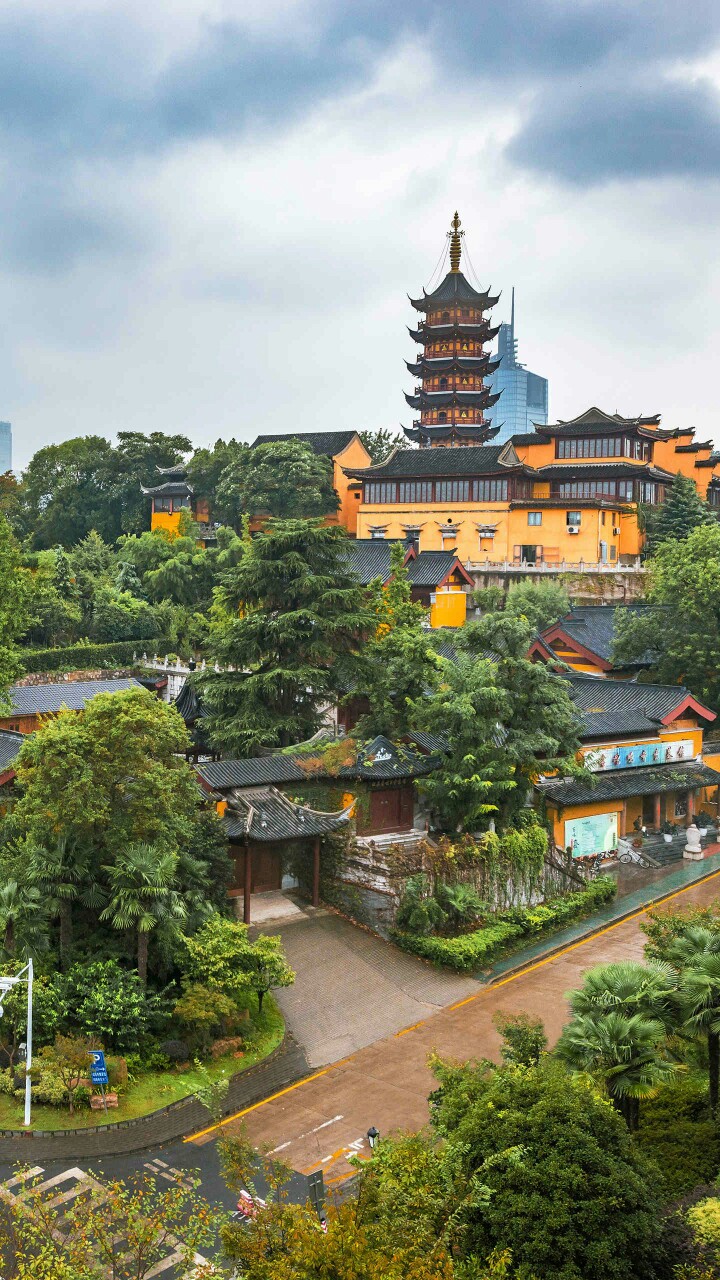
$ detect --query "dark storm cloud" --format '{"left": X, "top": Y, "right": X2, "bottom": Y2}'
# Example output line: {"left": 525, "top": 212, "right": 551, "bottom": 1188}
{"left": 507, "top": 78, "right": 720, "bottom": 184}
{"left": 0, "top": 0, "right": 719, "bottom": 268}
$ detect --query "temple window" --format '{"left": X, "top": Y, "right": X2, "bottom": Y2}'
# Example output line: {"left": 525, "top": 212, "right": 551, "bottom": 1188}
{"left": 438, "top": 411, "right": 447, "bottom": 423}
{"left": 440, "top": 377, "right": 448, "bottom": 390}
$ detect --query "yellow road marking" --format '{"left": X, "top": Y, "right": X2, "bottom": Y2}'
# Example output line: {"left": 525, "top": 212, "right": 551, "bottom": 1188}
{"left": 395, "top": 1020, "right": 426, "bottom": 1037}
{"left": 186, "top": 868, "right": 720, "bottom": 1144}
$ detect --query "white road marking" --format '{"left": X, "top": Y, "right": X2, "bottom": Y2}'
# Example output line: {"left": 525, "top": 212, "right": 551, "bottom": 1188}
{"left": 269, "top": 1113, "right": 344, "bottom": 1154}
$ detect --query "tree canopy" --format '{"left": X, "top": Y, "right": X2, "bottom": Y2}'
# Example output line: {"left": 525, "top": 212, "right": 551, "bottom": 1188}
{"left": 645, "top": 472, "right": 715, "bottom": 553}
{"left": 201, "top": 519, "right": 372, "bottom": 753}
{"left": 613, "top": 522, "right": 720, "bottom": 706}
{"left": 216, "top": 439, "right": 338, "bottom": 520}
{"left": 0, "top": 514, "right": 29, "bottom": 709}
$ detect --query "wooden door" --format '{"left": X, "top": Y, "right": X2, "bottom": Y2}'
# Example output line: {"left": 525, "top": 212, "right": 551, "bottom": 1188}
{"left": 252, "top": 847, "right": 283, "bottom": 893}
{"left": 365, "top": 787, "right": 415, "bottom": 835}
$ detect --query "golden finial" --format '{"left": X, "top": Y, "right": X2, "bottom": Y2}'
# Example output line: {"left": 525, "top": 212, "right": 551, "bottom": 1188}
{"left": 448, "top": 211, "right": 463, "bottom": 272}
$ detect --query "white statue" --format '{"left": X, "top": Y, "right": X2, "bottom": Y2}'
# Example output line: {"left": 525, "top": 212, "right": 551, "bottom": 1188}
{"left": 683, "top": 821, "right": 703, "bottom": 861}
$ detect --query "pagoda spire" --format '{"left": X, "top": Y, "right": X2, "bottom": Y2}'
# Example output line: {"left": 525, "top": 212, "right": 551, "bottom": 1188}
{"left": 448, "top": 211, "right": 463, "bottom": 272}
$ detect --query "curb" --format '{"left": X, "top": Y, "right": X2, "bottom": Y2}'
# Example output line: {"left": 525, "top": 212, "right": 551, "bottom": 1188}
{"left": 482, "top": 861, "right": 720, "bottom": 988}
{"left": 0, "top": 1035, "right": 310, "bottom": 1163}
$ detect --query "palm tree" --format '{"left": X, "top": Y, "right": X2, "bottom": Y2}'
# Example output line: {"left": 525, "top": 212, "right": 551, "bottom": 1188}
{"left": 567, "top": 960, "right": 681, "bottom": 1034}
{"left": 27, "top": 836, "right": 103, "bottom": 970}
{"left": 0, "top": 880, "right": 44, "bottom": 958}
{"left": 556, "top": 1009, "right": 675, "bottom": 1130}
{"left": 101, "top": 844, "right": 185, "bottom": 986}
{"left": 664, "top": 927, "right": 720, "bottom": 1115}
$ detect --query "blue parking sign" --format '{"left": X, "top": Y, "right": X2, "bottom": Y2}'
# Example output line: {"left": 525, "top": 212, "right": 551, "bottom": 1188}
{"left": 90, "top": 1050, "right": 109, "bottom": 1086}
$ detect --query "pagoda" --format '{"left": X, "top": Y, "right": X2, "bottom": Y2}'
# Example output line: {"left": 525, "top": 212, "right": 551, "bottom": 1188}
{"left": 404, "top": 212, "right": 502, "bottom": 447}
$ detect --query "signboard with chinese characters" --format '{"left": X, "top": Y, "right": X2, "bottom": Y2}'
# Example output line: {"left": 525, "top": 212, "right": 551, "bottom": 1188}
{"left": 585, "top": 740, "right": 695, "bottom": 773}
{"left": 565, "top": 811, "right": 618, "bottom": 859}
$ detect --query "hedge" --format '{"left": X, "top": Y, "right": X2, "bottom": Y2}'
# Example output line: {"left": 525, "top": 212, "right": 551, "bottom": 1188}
{"left": 19, "top": 640, "right": 175, "bottom": 675}
{"left": 391, "top": 876, "right": 617, "bottom": 972}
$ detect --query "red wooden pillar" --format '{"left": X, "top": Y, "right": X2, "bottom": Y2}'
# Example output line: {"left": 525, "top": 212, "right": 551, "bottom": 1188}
{"left": 244, "top": 845, "right": 252, "bottom": 925}
{"left": 312, "top": 837, "right": 321, "bottom": 909}
{"left": 653, "top": 794, "right": 662, "bottom": 830}
{"left": 620, "top": 800, "right": 628, "bottom": 837}
{"left": 687, "top": 791, "right": 695, "bottom": 821}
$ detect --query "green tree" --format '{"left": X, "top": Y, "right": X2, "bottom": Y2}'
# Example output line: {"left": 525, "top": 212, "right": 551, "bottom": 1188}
{"left": 37, "top": 1033, "right": 98, "bottom": 1114}
{"left": 186, "top": 437, "right": 245, "bottom": 525}
{"left": 358, "top": 428, "right": 405, "bottom": 464}
{"left": 411, "top": 651, "right": 514, "bottom": 831}
{"left": 105, "top": 430, "right": 191, "bottom": 535}
{"left": 61, "top": 960, "right": 155, "bottom": 1051}
{"left": 646, "top": 472, "right": 715, "bottom": 552}
{"left": 492, "top": 1010, "right": 548, "bottom": 1066}
{"left": 555, "top": 1009, "right": 675, "bottom": 1130}
{"left": 613, "top": 523, "right": 720, "bottom": 705}
{"left": 351, "top": 542, "right": 443, "bottom": 739}
{"left": 564, "top": 959, "right": 681, "bottom": 1032}
{"left": 0, "top": 514, "right": 29, "bottom": 709}
{"left": 13, "top": 687, "right": 199, "bottom": 861}
{"left": 100, "top": 843, "right": 186, "bottom": 985}
{"left": 216, "top": 439, "right": 338, "bottom": 520}
{"left": 504, "top": 579, "right": 570, "bottom": 632}
{"left": 182, "top": 915, "right": 294, "bottom": 1011}
{"left": 19, "top": 436, "right": 116, "bottom": 547}
{"left": 0, "top": 879, "right": 46, "bottom": 959}
{"left": 173, "top": 982, "right": 239, "bottom": 1055}
{"left": 28, "top": 835, "right": 100, "bottom": 969}
{"left": 429, "top": 1056, "right": 665, "bottom": 1280}
{"left": 457, "top": 613, "right": 585, "bottom": 824}
{"left": 201, "top": 519, "right": 371, "bottom": 753}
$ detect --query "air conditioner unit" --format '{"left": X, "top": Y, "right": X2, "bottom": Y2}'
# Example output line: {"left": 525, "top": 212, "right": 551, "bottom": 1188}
{"left": 568, "top": 526, "right": 580, "bottom": 535}
{"left": 612, "top": 526, "right": 621, "bottom": 535}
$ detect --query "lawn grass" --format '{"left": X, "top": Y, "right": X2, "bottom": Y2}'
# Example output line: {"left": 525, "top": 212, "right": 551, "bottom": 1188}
{"left": 0, "top": 996, "right": 285, "bottom": 1132}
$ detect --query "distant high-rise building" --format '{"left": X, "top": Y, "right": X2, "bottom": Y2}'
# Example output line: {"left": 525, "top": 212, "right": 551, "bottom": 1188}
{"left": 0, "top": 423, "right": 11, "bottom": 474}
{"left": 486, "top": 292, "right": 548, "bottom": 442}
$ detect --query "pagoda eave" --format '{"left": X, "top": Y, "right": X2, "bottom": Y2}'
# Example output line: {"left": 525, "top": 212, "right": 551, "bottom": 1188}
{"left": 404, "top": 390, "right": 502, "bottom": 410}
{"left": 402, "top": 424, "right": 500, "bottom": 445}
{"left": 405, "top": 356, "right": 501, "bottom": 377}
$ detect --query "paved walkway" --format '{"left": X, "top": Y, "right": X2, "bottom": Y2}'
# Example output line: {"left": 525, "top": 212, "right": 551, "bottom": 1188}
{"left": 258, "top": 911, "right": 478, "bottom": 1067}
{"left": 191, "top": 868, "right": 720, "bottom": 1186}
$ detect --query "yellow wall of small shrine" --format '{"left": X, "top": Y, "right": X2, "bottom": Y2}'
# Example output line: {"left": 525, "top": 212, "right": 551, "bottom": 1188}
{"left": 151, "top": 510, "right": 182, "bottom": 535}
{"left": 430, "top": 587, "right": 467, "bottom": 628}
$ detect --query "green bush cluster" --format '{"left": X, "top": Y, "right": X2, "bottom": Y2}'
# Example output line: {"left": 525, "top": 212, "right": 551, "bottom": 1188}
{"left": 20, "top": 638, "right": 173, "bottom": 673}
{"left": 392, "top": 877, "right": 617, "bottom": 972}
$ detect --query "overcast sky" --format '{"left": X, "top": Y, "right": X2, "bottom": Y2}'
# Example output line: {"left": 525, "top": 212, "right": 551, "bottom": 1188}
{"left": 4, "top": 0, "right": 720, "bottom": 470}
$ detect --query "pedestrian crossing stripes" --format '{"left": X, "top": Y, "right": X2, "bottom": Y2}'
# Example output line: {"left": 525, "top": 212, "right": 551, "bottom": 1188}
{"left": 0, "top": 1162, "right": 210, "bottom": 1278}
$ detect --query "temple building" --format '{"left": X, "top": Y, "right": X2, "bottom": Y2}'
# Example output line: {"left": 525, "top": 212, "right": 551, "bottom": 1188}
{"left": 142, "top": 464, "right": 211, "bottom": 537}
{"left": 403, "top": 213, "right": 502, "bottom": 448}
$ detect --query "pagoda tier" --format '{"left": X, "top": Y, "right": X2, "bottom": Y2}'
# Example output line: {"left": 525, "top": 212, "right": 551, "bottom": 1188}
{"left": 409, "top": 271, "right": 500, "bottom": 312}
{"left": 408, "top": 322, "right": 501, "bottom": 344}
{"left": 403, "top": 422, "right": 500, "bottom": 446}
{"left": 404, "top": 388, "right": 501, "bottom": 411}
{"left": 405, "top": 355, "right": 501, "bottom": 377}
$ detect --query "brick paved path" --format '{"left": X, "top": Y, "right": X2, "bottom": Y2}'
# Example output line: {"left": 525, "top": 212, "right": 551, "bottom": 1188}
{"left": 259, "top": 911, "right": 478, "bottom": 1067}
{"left": 192, "top": 871, "right": 720, "bottom": 1186}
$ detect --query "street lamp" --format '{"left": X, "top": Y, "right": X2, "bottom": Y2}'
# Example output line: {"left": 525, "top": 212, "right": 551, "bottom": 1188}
{"left": 0, "top": 960, "right": 33, "bottom": 1127}
{"left": 367, "top": 1126, "right": 379, "bottom": 1150}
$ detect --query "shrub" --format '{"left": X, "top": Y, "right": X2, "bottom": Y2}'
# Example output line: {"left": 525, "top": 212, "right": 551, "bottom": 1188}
{"left": 28, "top": 1067, "right": 69, "bottom": 1107}
{"left": 161, "top": 1039, "right": 190, "bottom": 1063}
{"left": 62, "top": 962, "right": 155, "bottom": 1052}
{"left": 635, "top": 1076, "right": 720, "bottom": 1199}
{"left": 396, "top": 875, "right": 447, "bottom": 937}
{"left": 105, "top": 1055, "right": 129, "bottom": 1090}
{"left": 19, "top": 639, "right": 174, "bottom": 674}
{"left": 72, "top": 1085, "right": 92, "bottom": 1109}
{"left": 391, "top": 878, "right": 617, "bottom": 972}
{"left": 435, "top": 882, "right": 487, "bottom": 929}
{"left": 0, "top": 1069, "right": 14, "bottom": 1096}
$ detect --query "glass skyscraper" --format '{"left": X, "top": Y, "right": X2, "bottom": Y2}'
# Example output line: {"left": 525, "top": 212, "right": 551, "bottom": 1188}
{"left": 486, "top": 292, "right": 548, "bottom": 443}
{"left": 0, "top": 423, "right": 11, "bottom": 474}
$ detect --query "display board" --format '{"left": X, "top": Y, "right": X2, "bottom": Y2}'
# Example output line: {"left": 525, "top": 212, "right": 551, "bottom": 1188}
{"left": 564, "top": 811, "right": 618, "bottom": 859}
{"left": 585, "top": 740, "right": 694, "bottom": 772}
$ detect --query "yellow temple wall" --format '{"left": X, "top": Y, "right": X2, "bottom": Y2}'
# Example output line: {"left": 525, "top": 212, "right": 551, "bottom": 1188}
{"left": 151, "top": 510, "right": 182, "bottom": 535}
{"left": 333, "top": 436, "right": 371, "bottom": 535}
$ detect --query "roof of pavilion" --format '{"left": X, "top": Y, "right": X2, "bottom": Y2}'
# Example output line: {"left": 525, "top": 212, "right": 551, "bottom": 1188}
{"left": 537, "top": 760, "right": 720, "bottom": 808}
{"left": 251, "top": 430, "right": 361, "bottom": 457}
{"left": 343, "top": 442, "right": 533, "bottom": 480}
{"left": 222, "top": 785, "right": 354, "bottom": 842}
{"left": 7, "top": 677, "right": 142, "bottom": 716}
{"left": 340, "top": 540, "right": 471, "bottom": 589}
{"left": 536, "top": 462, "right": 676, "bottom": 482}
{"left": 0, "top": 730, "right": 23, "bottom": 777}
{"left": 534, "top": 605, "right": 655, "bottom": 671}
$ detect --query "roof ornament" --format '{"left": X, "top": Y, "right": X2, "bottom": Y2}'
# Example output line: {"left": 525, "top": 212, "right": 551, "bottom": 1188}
{"left": 448, "top": 211, "right": 464, "bottom": 273}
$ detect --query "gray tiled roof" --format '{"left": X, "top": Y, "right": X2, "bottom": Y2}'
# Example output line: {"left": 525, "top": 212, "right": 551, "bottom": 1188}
{"left": 251, "top": 431, "right": 359, "bottom": 457}
{"left": 8, "top": 678, "right": 142, "bottom": 716}
{"left": 538, "top": 462, "right": 674, "bottom": 481}
{"left": 197, "top": 735, "right": 438, "bottom": 793}
{"left": 564, "top": 673, "right": 715, "bottom": 738}
{"left": 344, "top": 444, "right": 517, "bottom": 479}
{"left": 546, "top": 605, "right": 653, "bottom": 666}
{"left": 538, "top": 761, "right": 720, "bottom": 807}
{"left": 406, "top": 551, "right": 465, "bottom": 588}
{"left": 223, "top": 786, "right": 353, "bottom": 843}
{"left": 409, "top": 271, "right": 498, "bottom": 310}
{"left": 0, "top": 731, "right": 23, "bottom": 772}
{"left": 542, "top": 407, "right": 661, "bottom": 433}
